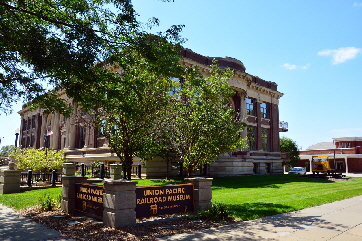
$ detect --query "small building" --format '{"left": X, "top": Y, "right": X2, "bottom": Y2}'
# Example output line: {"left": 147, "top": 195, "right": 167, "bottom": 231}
{"left": 18, "top": 49, "right": 287, "bottom": 177}
{"left": 298, "top": 137, "right": 362, "bottom": 173}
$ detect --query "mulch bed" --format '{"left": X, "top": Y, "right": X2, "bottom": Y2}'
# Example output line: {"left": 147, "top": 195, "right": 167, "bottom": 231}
{"left": 18, "top": 208, "right": 235, "bottom": 241}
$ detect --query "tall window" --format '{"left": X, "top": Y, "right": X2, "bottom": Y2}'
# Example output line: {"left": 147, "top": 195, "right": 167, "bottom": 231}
{"left": 247, "top": 126, "right": 256, "bottom": 150}
{"left": 260, "top": 102, "right": 269, "bottom": 119}
{"left": 30, "top": 134, "right": 35, "bottom": 147}
{"left": 79, "top": 127, "right": 86, "bottom": 148}
{"left": 31, "top": 116, "right": 35, "bottom": 129}
{"left": 63, "top": 137, "right": 67, "bottom": 149}
{"left": 261, "top": 128, "right": 270, "bottom": 151}
{"left": 27, "top": 118, "right": 31, "bottom": 129}
{"left": 246, "top": 98, "right": 255, "bottom": 116}
{"left": 98, "top": 120, "right": 106, "bottom": 138}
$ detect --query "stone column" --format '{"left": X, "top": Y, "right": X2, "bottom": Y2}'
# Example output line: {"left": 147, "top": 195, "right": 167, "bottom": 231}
{"left": 109, "top": 164, "right": 122, "bottom": 180}
{"left": 184, "top": 177, "right": 213, "bottom": 211}
{"left": 61, "top": 163, "right": 87, "bottom": 214}
{"left": 0, "top": 162, "right": 22, "bottom": 194}
{"left": 68, "top": 117, "right": 76, "bottom": 150}
{"left": 40, "top": 113, "right": 47, "bottom": 148}
{"left": 103, "top": 180, "right": 137, "bottom": 228}
{"left": 240, "top": 91, "right": 247, "bottom": 139}
{"left": 51, "top": 112, "right": 60, "bottom": 150}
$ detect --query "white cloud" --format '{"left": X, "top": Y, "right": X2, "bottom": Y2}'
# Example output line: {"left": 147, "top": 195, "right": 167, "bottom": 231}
{"left": 301, "top": 63, "right": 310, "bottom": 69}
{"left": 282, "top": 63, "right": 296, "bottom": 70}
{"left": 318, "top": 47, "right": 361, "bottom": 64}
{"left": 282, "top": 63, "right": 310, "bottom": 70}
{"left": 353, "top": 2, "right": 362, "bottom": 7}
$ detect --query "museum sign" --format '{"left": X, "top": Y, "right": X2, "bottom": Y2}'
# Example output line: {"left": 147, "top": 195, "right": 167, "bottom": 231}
{"left": 75, "top": 183, "right": 103, "bottom": 219}
{"left": 135, "top": 184, "right": 194, "bottom": 219}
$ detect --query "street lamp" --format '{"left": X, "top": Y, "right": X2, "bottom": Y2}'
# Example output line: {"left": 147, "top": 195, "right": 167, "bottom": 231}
{"left": 14, "top": 128, "right": 20, "bottom": 147}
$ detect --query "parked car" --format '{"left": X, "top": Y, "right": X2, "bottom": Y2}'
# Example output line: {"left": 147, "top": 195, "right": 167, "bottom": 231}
{"left": 288, "top": 167, "right": 306, "bottom": 175}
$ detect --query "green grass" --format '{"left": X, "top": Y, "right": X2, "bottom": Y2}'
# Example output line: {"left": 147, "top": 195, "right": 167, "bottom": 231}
{"left": 0, "top": 187, "right": 62, "bottom": 210}
{"left": 211, "top": 175, "right": 362, "bottom": 220}
{"left": 1, "top": 175, "right": 362, "bottom": 222}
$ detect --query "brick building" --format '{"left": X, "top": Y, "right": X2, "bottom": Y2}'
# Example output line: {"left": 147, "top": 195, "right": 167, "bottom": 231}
{"left": 298, "top": 137, "right": 362, "bottom": 173}
{"left": 18, "top": 49, "right": 287, "bottom": 177}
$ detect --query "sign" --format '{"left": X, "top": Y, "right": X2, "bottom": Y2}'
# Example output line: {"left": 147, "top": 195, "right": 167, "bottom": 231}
{"left": 135, "top": 184, "right": 194, "bottom": 219}
{"left": 75, "top": 183, "right": 104, "bottom": 219}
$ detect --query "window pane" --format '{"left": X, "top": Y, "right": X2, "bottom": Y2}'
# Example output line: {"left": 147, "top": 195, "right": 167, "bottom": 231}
{"left": 260, "top": 102, "right": 269, "bottom": 119}
{"left": 247, "top": 126, "right": 256, "bottom": 150}
{"left": 246, "top": 98, "right": 255, "bottom": 116}
{"left": 261, "top": 128, "right": 269, "bottom": 151}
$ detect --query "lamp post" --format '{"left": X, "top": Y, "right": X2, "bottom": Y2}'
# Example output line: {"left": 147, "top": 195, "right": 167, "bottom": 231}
{"left": 14, "top": 128, "right": 20, "bottom": 147}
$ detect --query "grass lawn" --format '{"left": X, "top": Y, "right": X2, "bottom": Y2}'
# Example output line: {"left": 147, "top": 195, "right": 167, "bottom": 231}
{"left": 0, "top": 187, "right": 62, "bottom": 210}
{"left": 211, "top": 175, "right": 362, "bottom": 220}
{"left": 1, "top": 175, "right": 362, "bottom": 221}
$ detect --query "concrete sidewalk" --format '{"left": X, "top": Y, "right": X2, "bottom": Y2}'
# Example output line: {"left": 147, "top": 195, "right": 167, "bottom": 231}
{"left": 0, "top": 204, "right": 73, "bottom": 241}
{"left": 158, "top": 195, "right": 362, "bottom": 241}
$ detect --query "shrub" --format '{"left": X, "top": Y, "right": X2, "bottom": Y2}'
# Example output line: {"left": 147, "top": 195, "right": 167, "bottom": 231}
{"left": 38, "top": 194, "right": 61, "bottom": 211}
{"left": 190, "top": 202, "right": 232, "bottom": 221}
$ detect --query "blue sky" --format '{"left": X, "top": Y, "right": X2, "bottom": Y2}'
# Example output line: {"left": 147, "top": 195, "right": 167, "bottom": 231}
{"left": 1, "top": 0, "right": 361, "bottom": 150}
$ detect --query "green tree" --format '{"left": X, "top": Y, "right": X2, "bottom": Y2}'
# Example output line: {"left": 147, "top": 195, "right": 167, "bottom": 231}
{"left": 0, "top": 145, "right": 15, "bottom": 156}
{"left": 78, "top": 38, "right": 188, "bottom": 180}
{"left": 161, "top": 62, "right": 247, "bottom": 177}
{"left": 0, "top": 0, "right": 181, "bottom": 114}
{"left": 9, "top": 147, "right": 64, "bottom": 172}
{"left": 280, "top": 136, "right": 300, "bottom": 167}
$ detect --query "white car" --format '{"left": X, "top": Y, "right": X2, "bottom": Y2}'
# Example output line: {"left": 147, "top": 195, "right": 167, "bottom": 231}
{"left": 288, "top": 167, "right": 306, "bottom": 175}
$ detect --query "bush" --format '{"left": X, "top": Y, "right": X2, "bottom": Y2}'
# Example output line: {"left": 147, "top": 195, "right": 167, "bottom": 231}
{"left": 38, "top": 194, "right": 61, "bottom": 211}
{"left": 190, "top": 202, "right": 232, "bottom": 221}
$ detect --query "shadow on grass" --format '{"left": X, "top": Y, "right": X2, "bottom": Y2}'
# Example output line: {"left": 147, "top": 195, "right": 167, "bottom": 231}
{"left": 227, "top": 202, "right": 294, "bottom": 220}
{"left": 211, "top": 174, "right": 333, "bottom": 190}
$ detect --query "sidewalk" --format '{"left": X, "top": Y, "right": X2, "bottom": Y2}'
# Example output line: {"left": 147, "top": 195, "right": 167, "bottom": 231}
{"left": 0, "top": 204, "right": 73, "bottom": 241}
{"left": 158, "top": 195, "right": 362, "bottom": 241}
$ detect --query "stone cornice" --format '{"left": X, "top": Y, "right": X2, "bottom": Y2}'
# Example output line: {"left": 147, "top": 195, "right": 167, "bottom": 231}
{"left": 181, "top": 58, "right": 284, "bottom": 102}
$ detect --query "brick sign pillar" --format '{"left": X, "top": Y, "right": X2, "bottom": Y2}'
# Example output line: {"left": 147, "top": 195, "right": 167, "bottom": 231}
{"left": 103, "top": 180, "right": 138, "bottom": 228}
{"left": 0, "top": 162, "right": 21, "bottom": 194}
{"left": 184, "top": 177, "right": 213, "bottom": 211}
{"left": 61, "top": 163, "right": 87, "bottom": 214}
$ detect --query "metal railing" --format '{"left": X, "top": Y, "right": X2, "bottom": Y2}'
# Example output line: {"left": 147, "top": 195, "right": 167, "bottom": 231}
{"left": 77, "top": 163, "right": 142, "bottom": 179}
{"left": 21, "top": 170, "right": 62, "bottom": 187}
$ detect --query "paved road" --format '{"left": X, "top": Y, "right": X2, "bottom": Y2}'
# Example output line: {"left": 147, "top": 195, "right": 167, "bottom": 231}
{"left": 0, "top": 204, "right": 73, "bottom": 241}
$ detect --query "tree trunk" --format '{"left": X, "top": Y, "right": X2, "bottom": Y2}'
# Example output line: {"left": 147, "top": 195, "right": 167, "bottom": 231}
{"left": 187, "top": 167, "right": 193, "bottom": 178}
{"left": 126, "top": 165, "right": 132, "bottom": 180}
{"left": 124, "top": 154, "right": 133, "bottom": 180}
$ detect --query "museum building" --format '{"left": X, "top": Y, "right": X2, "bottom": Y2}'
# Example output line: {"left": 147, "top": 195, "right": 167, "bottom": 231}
{"left": 17, "top": 49, "right": 287, "bottom": 177}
